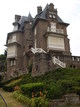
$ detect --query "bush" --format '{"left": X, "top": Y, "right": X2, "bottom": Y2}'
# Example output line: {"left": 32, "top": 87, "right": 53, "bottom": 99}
{"left": 13, "top": 91, "right": 49, "bottom": 107}
{"left": 13, "top": 91, "right": 31, "bottom": 106}
{"left": 73, "top": 86, "right": 80, "bottom": 95}
{"left": 0, "top": 75, "right": 3, "bottom": 81}
{"left": 46, "top": 82, "right": 63, "bottom": 99}
{"left": 31, "top": 97, "right": 49, "bottom": 107}
{"left": 3, "top": 78, "right": 21, "bottom": 92}
{"left": 20, "top": 82, "right": 44, "bottom": 97}
{"left": 0, "top": 76, "right": 20, "bottom": 88}
{"left": 57, "top": 79, "right": 78, "bottom": 94}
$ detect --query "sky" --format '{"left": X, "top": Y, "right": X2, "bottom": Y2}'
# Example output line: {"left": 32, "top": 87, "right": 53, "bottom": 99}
{"left": 0, "top": 0, "right": 80, "bottom": 56}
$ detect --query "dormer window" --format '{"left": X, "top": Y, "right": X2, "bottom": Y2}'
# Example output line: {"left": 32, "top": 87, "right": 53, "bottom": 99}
{"left": 49, "top": 14, "right": 52, "bottom": 18}
{"left": 29, "top": 22, "right": 32, "bottom": 25}
{"left": 49, "top": 12, "right": 56, "bottom": 19}
{"left": 53, "top": 15, "right": 56, "bottom": 18}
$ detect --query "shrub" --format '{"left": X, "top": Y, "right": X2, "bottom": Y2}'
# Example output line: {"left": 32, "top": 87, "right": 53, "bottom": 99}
{"left": 20, "top": 82, "right": 44, "bottom": 97}
{"left": 13, "top": 91, "right": 31, "bottom": 106}
{"left": 0, "top": 75, "right": 3, "bottom": 81}
{"left": 0, "top": 76, "right": 20, "bottom": 88}
{"left": 3, "top": 78, "right": 21, "bottom": 92}
{"left": 13, "top": 91, "right": 49, "bottom": 107}
{"left": 46, "top": 82, "right": 63, "bottom": 99}
{"left": 31, "top": 97, "right": 49, "bottom": 107}
{"left": 73, "top": 86, "right": 80, "bottom": 95}
{"left": 57, "top": 79, "right": 78, "bottom": 94}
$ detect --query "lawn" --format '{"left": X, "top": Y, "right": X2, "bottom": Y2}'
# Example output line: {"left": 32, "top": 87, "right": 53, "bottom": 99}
{"left": 0, "top": 88, "right": 27, "bottom": 107}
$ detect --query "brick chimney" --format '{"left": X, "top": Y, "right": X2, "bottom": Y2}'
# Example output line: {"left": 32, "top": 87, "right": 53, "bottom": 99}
{"left": 37, "top": 6, "right": 42, "bottom": 14}
{"left": 15, "top": 15, "right": 21, "bottom": 22}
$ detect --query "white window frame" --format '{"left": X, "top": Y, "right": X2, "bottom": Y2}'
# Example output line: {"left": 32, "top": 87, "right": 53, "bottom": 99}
{"left": 50, "top": 22, "right": 56, "bottom": 32}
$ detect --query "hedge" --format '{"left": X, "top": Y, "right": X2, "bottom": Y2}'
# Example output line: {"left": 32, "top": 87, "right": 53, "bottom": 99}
{"left": 13, "top": 91, "right": 49, "bottom": 107}
{"left": 3, "top": 78, "right": 21, "bottom": 92}
{"left": 0, "top": 76, "right": 20, "bottom": 88}
{"left": 20, "top": 82, "right": 44, "bottom": 97}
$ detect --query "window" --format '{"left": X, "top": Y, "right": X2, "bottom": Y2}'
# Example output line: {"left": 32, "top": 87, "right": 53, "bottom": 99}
{"left": 52, "top": 15, "right": 56, "bottom": 18}
{"left": 34, "top": 27, "right": 36, "bottom": 35}
{"left": 72, "top": 57, "right": 74, "bottom": 61}
{"left": 29, "top": 22, "right": 32, "bottom": 25}
{"left": 49, "top": 14, "right": 52, "bottom": 18}
{"left": 50, "top": 22, "right": 56, "bottom": 32}
{"left": 77, "top": 57, "right": 80, "bottom": 62}
{"left": 10, "top": 59, "right": 16, "bottom": 66}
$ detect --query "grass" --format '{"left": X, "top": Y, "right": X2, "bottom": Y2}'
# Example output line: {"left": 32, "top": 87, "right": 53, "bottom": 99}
{"left": 1, "top": 68, "right": 80, "bottom": 107}
{"left": 0, "top": 88, "right": 27, "bottom": 107}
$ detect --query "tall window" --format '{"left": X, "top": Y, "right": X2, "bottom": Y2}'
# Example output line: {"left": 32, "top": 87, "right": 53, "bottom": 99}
{"left": 10, "top": 59, "right": 16, "bottom": 66}
{"left": 50, "top": 22, "right": 56, "bottom": 32}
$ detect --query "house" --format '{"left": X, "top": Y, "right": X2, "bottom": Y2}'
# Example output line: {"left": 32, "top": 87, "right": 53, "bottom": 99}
{"left": 6, "top": 3, "right": 80, "bottom": 78}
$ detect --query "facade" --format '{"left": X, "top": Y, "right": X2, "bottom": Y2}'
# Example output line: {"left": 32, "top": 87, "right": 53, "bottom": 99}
{"left": 6, "top": 3, "right": 80, "bottom": 78}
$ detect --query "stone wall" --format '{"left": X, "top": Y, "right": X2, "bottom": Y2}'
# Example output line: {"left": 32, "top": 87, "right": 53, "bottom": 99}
{"left": 49, "top": 93, "right": 80, "bottom": 107}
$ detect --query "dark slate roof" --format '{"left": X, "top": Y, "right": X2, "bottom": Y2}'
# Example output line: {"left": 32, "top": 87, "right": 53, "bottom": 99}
{"left": 12, "top": 3, "right": 69, "bottom": 31}
{"left": 26, "top": 13, "right": 34, "bottom": 22}
{"left": 40, "top": 4, "right": 48, "bottom": 19}
{"left": 33, "top": 3, "right": 69, "bottom": 27}
{"left": 19, "top": 16, "right": 27, "bottom": 30}
{"left": 35, "top": 4, "right": 48, "bottom": 20}
{"left": 57, "top": 15, "right": 64, "bottom": 23}
{"left": 18, "top": 13, "right": 34, "bottom": 30}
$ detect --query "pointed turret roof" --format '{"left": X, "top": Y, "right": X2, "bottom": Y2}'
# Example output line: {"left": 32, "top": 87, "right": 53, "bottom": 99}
{"left": 26, "top": 13, "right": 34, "bottom": 22}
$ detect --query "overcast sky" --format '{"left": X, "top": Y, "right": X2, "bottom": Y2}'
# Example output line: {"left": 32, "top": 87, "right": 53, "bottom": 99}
{"left": 0, "top": 0, "right": 80, "bottom": 56}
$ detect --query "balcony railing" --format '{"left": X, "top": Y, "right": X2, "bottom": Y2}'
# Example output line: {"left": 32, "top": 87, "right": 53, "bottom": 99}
{"left": 7, "top": 53, "right": 17, "bottom": 58}
{"left": 8, "top": 39, "right": 17, "bottom": 44}
{"left": 47, "top": 27, "right": 64, "bottom": 34}
{"left": 54, "top": 55, "right": 80, "bottom": 62}
{"left": 52, "top": 56, "right": 66, "bottom": 68}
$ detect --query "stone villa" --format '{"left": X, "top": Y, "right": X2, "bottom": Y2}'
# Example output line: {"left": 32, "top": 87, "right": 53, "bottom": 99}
{"left": 6, "top": 3, "right": 80, "bottom": 78}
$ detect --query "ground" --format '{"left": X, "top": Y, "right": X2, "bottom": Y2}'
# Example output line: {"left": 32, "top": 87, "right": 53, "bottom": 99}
{"left": 0, "top": 88, "right": 27, "bottom": 107}
{"left": 0, "top": 88, "right": 80, "bottom": 107}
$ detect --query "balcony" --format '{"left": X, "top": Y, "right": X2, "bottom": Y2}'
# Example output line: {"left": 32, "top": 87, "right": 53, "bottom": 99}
{"left": 47, "top": 27, "right": 64, "bottom": 34}
{"left": 7, "top": 45, "right": 17, "bottom": 58}
{"left": 7, "top": 53, "right": 17, "bottom": 58}
{"left": 8, "top": 39, "right": 17, "bottom": 44}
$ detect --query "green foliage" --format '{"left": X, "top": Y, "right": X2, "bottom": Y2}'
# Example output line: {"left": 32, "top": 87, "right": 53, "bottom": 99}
{"left": 57, "top": 79, "right": 79, "bottom": 94}
{"left": 46, "top": 82, "right": 63, "bottom": 99}
{"left": 13, "top": 91, "right": 49, "bottom": 107}
{"left": 0, "top": 52, "right": 7, "bottom": 72}
{"left": 0, "top": 76, "right": 20, "bottom": 88}
{"left": 0, "top": 54, "right": 6, "bottom": 61}
{"left": 0, "top": 75, "right": 3, "bottom": 81}
{"left": 31, "top": 97, "right": 49, "bottom": 107}
{"left": 72, "top": 86, "right": 80, "bottom": 95}
{"left": 20, "top": 82, "right": 44, "bottom": 97}
{"left": 28, "top": 64, "right": 32, "bottom": 73}
{"left": 2, "top": 68, "right": 80, "bottom": 99}
{"left": 3, "top": 78, "right": 21, "bottom": 92}
{"left": 13, "top": 91, "right": 31, "bottom": 106}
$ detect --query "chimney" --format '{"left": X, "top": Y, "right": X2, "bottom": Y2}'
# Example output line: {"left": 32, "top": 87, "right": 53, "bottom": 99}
{"left": 37, "top": 6, "right": 42, "bottom": 14}
{"left": 15, "top": 15, "right": 21, "bottom": 22}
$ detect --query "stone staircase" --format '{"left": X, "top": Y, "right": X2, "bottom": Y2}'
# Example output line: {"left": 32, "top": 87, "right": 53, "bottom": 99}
{"left": 31, "top": 48, "right": 46, "bottom": 54}
{"left": 52, "top": 56, "right": 66, "bottom": 68}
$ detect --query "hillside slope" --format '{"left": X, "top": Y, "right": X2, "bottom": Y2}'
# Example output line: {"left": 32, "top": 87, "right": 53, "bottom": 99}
{"left": 2, "top": 68, "right": 80, "bottom": 99}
